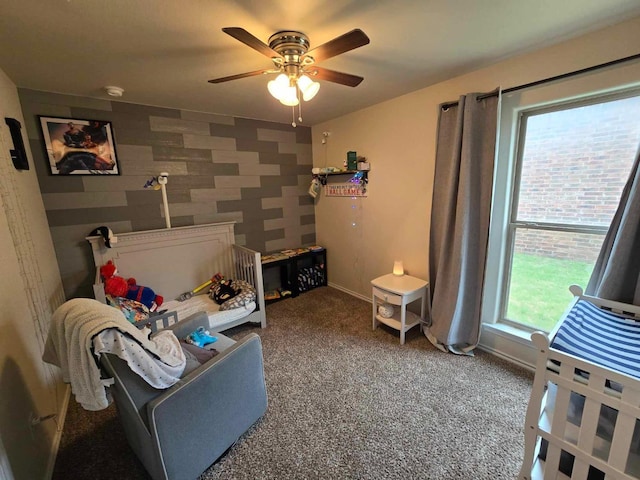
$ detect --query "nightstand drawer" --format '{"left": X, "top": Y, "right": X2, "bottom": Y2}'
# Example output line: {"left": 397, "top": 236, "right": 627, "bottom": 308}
{"left": 372, "top": 287, "right": 402, "bottom": 305}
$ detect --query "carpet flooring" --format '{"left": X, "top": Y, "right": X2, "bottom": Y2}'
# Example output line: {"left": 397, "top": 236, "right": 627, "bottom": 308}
{"left": 52, "top": 287, "right": 533, "bottom": 479}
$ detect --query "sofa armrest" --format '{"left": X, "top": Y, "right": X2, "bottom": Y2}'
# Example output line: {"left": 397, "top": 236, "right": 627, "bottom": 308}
{"left": 146, "top": 333, "right": 268, "bottom": 480}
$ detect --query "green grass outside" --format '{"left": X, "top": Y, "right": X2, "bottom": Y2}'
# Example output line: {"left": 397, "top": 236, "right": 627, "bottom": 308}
{"left": 506, "top": 252, "right": 595, "bottom": 332}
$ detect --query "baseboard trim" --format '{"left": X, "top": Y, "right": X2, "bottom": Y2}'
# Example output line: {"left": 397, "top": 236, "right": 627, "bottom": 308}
{"left": 330, "top": 282, "right": 533, "bottom": 373}
{"left": 476, "top": 343, "right": 535, "bottom": 373}
{"left": 45, "top": 385, "right": 70, "bottom": 480}
{"left": 328, "top": 282, "right": 371, "bottom": 303}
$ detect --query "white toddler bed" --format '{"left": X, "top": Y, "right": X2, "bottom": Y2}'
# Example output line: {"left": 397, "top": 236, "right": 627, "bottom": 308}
{"left": 86, "top": 222, "right": 266, "bottom": 332}
{"left": 519, "top": 285, "right": 640, "bottom": 480}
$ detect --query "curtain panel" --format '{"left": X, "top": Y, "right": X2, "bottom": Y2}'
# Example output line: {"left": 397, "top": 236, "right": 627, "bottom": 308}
{"left": 425, "top": 91, "right": 499, "bottom": 354}
{"left": 586, "top": 147, "right": 640, "bottom": 304}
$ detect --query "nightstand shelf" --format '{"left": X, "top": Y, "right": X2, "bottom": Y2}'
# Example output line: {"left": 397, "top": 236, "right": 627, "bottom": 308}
{"left": 374, "top": 310, "right": 420, "bottom": 332}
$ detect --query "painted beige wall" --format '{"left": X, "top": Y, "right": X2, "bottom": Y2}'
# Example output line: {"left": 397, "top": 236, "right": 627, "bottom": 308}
{"left": 312, "top": 93, "right": 435, "bottom": 298}
{"left": 0, "top": 68, "right": 66, "bottom": 480}
{"left": 312, "top": 16, "right": 640, "bottom": 361}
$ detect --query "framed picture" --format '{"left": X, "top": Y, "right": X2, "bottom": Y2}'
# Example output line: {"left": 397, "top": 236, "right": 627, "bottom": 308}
{"left": 38, "top": 116, "right": 120, "bottom": 175}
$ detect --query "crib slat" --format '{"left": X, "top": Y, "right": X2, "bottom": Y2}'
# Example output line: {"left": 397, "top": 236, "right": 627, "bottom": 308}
{"left": 608, "top": 386, "right": 640, "bottom": 473}
{"left": 550, "top": 362, "right": 575, "bottom": 438}
{"left": 569, "top": 461, "right": 590, "bottom": 479}
{"left": 570, "top": 391, "right": 602, "bottom": 480}
{"left": 543, "top": 438, "right": 563, "bottom": 479}
{"left": 577, "top": 373, "right": 605, "bottom": 459}
{"left": 233, "top": 245, "right": 256, "bottom": 283}
{"left": 543, "top": 364, "right": 572, "bottom": 479}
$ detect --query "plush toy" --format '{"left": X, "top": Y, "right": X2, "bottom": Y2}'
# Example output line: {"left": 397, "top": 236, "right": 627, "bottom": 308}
{"left": 125, "top": 278, "right": 164, "bottom": 312}
{"left": 100, "top": 260, "right": 164, "bottom": 311}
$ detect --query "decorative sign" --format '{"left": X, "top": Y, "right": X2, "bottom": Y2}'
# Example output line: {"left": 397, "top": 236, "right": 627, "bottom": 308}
{"left": 325, "top": 183, "right": 367, "bottom": 197}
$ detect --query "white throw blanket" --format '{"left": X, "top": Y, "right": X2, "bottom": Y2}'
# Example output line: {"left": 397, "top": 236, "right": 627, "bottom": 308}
{"left": 43, "top": 298, "right": 185, "bottom": 411}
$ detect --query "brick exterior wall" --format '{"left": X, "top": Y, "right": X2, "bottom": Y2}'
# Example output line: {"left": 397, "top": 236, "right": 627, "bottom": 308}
{"left": 19, "top": 89, "right": 315, "bottom": 298}
{"left": 513, "top": 95, "right": 640, "bottom": 262}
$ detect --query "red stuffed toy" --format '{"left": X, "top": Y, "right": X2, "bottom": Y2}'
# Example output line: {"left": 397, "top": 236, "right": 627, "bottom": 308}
{"left": 100, "top": 260, "right": 164, "bottom": 312}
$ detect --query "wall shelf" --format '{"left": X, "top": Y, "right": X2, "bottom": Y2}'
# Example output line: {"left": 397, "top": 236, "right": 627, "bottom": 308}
{"left": 313, "top": 170, "right": 368, "bottom": 186}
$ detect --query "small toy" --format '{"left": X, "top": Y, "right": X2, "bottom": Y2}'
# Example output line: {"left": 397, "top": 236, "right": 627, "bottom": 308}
{"left": 126, "top": 278, "right": 164, "bottom": 312}
{"left": 100, "top": 260, "right": 164, "bottom": 312}
{"left": 143, "top": 176, "right": 162, "bottom": 190}
{"left": 210, "top": 279, "right": 240, "bottom": 304}
{"left": 89, "top": 226, "right": 117, "bottom": 248}
{"left": 185, "top": 327, "right": 218, "bottom": 348}
{"left": 177, "top": 273, "right": 223, "bottom": 302}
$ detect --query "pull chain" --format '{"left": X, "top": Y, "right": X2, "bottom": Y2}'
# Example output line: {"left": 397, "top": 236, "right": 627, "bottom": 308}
{"left": 291, "top": 86, "right": 302, "bottom": 127}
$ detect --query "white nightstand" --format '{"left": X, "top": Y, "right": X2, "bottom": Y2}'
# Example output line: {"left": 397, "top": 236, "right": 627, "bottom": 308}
{"left": 371, "top": 273, "right": 430, "bottom": 345}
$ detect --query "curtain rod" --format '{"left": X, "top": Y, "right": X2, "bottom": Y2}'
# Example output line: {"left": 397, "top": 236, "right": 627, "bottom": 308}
{"left": 440, "top": 52, "right": 640, "bottom": 110}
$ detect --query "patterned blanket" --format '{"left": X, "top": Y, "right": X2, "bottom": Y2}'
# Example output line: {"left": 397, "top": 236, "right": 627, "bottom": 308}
{"left": 43, "top": 298, "right": 185, "bottom": 410}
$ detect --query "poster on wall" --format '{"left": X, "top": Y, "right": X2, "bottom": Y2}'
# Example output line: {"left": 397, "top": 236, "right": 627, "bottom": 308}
{"left": 325, "top": 183, "right": 367, "bottom": 197}
{"left": 38, "top": 116, "right": 120, "bottom": 175}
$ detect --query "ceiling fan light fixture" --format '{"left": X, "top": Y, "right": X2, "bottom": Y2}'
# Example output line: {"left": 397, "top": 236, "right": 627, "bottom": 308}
{"left": 211, "top": 27, "right": 369, "bottom": 125}
{"left": 297, "top": 74, "right": 320, "bottom": 101}
{"left": 278, "top": 86, "right": 299, "bottom": 106}
{"left": 267, "top": 73, "right": 289, "bottom": 100}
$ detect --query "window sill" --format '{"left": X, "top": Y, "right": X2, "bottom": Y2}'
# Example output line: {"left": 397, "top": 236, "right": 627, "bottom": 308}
{"left": 481, "top": 322, "right": 535, "bottom": 346}
{"left": 479, "top": 322, "right": 540, "bottom": 371}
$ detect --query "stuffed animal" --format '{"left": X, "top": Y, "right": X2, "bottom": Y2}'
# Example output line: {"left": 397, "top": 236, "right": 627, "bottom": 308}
{"left": 100, "top": 260, "right": 164, "bottom": 311}
{"left": 125, "top": 278, "right": 164, "bottom": 312}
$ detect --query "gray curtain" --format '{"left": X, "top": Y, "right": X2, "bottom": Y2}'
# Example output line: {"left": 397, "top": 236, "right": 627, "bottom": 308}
{"left": 425, "top": 91, "right": 499, "bottom": 354}
{"left": 586, "top": 147, "right": 640, "bottom": 304}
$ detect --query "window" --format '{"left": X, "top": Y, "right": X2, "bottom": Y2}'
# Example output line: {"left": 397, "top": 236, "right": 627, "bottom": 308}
{"left": 504, "top": 96, "right": 640, "bottom": 331}
{"left": 482, "top": 67, "right": 640, "bottom": 335}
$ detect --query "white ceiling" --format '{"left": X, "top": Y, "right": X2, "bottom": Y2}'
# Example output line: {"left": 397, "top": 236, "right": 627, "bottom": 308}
{"left": 1, "top": 0, "right": 639, "bottom": 126}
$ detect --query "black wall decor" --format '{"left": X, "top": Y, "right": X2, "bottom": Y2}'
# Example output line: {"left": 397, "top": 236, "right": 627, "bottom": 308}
{"left": 4, "top": 117, "right": 29, "bottom": 170}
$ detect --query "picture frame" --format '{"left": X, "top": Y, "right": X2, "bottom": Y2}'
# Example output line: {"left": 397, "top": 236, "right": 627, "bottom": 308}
{"left": 38, "top": 116, "right": 120, "bottom": 175}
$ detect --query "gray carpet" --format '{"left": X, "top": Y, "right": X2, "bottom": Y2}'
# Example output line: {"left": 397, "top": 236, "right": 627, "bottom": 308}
{"left": 53, "top": 287, "right": 533, "bottom": 479}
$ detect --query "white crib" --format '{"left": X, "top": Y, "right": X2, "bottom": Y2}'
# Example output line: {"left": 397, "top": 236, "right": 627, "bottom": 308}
{"left": 520, "top": 285, "right": 640, "bottom": 480}
{"left": 86, "top": 221, "right": 266, "bottom": 332}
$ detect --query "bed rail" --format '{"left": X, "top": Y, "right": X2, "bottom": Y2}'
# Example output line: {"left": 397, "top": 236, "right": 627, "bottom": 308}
{"left": 133, "top": 310, "right": 180, "bottom": 333}
{"left": 233, "top": 244, "right": 266, "bottom": 328}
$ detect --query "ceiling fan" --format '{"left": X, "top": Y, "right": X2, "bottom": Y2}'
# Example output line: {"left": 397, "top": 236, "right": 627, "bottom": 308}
{"left": 209, "top": 27, "right": 370, "bottom": 124}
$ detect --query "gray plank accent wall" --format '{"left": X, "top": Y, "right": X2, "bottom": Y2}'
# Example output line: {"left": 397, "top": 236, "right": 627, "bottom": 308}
{"left": 18, "top": 89, "right": 314, "bottom": 299}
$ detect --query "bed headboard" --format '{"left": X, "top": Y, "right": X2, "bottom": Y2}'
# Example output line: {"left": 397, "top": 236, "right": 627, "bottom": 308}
{"left": 87, "top": 222, "right": 237, "bottom": 301}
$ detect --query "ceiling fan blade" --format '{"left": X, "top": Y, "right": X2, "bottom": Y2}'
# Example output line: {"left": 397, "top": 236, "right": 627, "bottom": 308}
{"left": 208, "top": 69, "right": 271, "bottom": 84}
{"left": 302, "top": 29, "right": 370, "bottom": 64}
{"left": 222, "top": 27, "right": 282, "bottom": 59}
{"left": 308, "top": 66, "right": 364, "bottom": 87}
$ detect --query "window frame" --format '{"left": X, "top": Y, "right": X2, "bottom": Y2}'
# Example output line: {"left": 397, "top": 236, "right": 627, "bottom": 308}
{"left": 481, "top": 65, "right": 640, "bottom": 335}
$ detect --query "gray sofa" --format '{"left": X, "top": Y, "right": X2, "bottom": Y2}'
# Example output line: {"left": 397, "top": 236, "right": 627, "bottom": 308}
{"left": 100, "top": 311, "right": 268, "bottom": 480}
